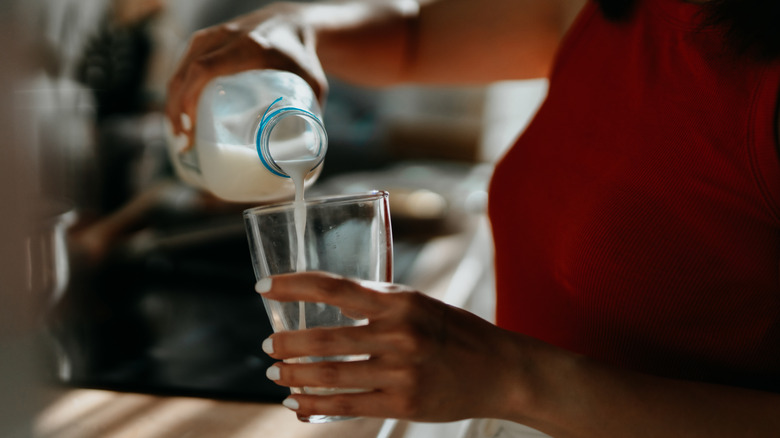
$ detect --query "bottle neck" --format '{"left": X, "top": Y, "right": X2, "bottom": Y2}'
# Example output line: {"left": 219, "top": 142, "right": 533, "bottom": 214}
{"left": 255, "top": 101, "right": 327, "bottom": 178}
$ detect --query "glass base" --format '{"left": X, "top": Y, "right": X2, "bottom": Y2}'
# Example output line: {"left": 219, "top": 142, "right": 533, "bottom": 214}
{"left": 298, "top": 414, "right": 357, "bottom": 423}
{"left": 290, "top": 383, "right": 368, "bottom": 423}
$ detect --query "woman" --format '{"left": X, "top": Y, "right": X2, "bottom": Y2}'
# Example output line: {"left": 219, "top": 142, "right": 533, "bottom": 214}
{"left": 166, "top": 0, "right": 780, "bottom": 436}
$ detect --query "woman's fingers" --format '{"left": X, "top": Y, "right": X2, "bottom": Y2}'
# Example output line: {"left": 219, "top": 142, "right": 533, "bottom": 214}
{"left": 256, "top": 272, "right": 407, "bottom": 319}
{"left": 265, "top": 324, "right": 386, "bottom": 360}
{"left": 282, "top": 391, "right": 422, "bottom": 420}
{"left": 166, "top": 28, "right": 233, "bottom": 141}
{"left": 268, "top": 358, "right": 403, "bottom": 391}
{"left": 167, "top": 37, "right": 265, "bottom": 148}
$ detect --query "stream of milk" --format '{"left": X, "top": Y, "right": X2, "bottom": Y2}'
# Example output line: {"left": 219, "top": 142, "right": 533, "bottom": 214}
{"left": 278, "top": 152, "right": 369, "bottom": 401}
{"left": 276, "top": 157, "right": 319, "bottom": 331}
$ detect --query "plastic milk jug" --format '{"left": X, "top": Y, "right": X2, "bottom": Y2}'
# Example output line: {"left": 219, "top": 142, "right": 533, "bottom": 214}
{"left": 167, "top": 70, "right": 327, "bottom": 202}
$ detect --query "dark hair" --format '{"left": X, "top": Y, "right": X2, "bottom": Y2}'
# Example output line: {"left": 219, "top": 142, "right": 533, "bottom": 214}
{"left": 593, "top": 0, "right": 780, "bottom": 60}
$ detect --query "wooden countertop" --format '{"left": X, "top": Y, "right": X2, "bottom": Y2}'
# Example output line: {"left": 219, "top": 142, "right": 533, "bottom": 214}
{"left": 35, "top": 388, "right": 386, "bottom": 438}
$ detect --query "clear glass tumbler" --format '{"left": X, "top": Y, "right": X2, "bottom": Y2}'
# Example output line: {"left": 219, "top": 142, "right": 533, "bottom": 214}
{"left": 243, "top": 191, "right": 393, "bottom": 423}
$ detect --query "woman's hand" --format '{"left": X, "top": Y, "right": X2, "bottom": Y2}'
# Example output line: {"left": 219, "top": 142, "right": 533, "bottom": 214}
{"left": 255, "top": 273, "right": 780, "bottom": 437}
{"left": 256, "top": 272, "right": 536, "bottom": 422}
{"left": 165, "top": 2, "right": 328, "bottom": 150}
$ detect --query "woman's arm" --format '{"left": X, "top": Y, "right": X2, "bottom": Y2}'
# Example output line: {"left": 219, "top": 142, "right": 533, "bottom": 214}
{"left": 258, "top": 272, "right": 780, "bottom": 437}
{"left": 513, "top": 336, "right": 780, "bottom": 437}
{"left": 165, "top": 0, "right": 583, "bottom": 147}
{"left": 312, "top": 0, "right": 584, "bottom": 86}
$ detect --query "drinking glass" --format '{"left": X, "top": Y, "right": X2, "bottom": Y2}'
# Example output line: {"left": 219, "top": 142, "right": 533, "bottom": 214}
{"left": 243, "top": 190, "right": 393, "bottom": 423}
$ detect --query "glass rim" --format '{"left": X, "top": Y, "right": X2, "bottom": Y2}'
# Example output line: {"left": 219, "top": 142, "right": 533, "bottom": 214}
{"left": 242, "top": 190, "right": 389, "bottom": 217}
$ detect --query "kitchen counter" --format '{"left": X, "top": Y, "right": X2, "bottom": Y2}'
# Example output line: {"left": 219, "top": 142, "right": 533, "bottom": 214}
{"left": 35, "top": 388, "right": 388, "bottom": 438}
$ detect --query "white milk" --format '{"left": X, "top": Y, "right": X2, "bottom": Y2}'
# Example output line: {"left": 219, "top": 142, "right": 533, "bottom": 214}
{"left": 196, "top": 132, "right": 323, "bottom": 203}
{"left": 197, "top": 142, "right": 295, "bottom": 202}
{"left": 278, "top": 155, "right": 370, "bottom": 399}
{"left": 276, "top": 157, "right": 320, "bottom": 330}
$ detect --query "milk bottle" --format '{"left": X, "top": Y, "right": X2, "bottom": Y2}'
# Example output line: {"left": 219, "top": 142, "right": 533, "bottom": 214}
{"left": 167, "top": 69, "right": 327, "bottom": 203}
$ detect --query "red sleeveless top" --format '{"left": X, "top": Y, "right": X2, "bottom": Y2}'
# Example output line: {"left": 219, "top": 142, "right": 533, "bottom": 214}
{"left": 488, "top": 0, "right": 780, "bottom": 391}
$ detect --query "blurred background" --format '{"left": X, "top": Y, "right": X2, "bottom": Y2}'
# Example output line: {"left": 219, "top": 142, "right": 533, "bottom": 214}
{"left": 1, "top": 0, "right": 547, "bottom": 436}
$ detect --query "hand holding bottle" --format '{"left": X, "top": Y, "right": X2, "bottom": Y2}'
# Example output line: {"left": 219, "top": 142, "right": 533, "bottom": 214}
{"left": 166, "top": 2, "right": 328, "bottom": 150}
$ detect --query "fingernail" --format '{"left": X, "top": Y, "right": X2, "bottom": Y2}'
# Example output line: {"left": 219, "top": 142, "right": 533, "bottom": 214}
{"left": 255, "top": 278, "right": 272, "bottom": 294}
{"left": 262, "top": 337, "right": 274, "bottom": 354}
{"left": 282, "top": 397, "right": 299, "bottom": 410}
{"left": 266, "top": 365, "right": 280, "bottom": 381}
{"left": 180, "top": 113, "right": 192, "bottom": 131}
